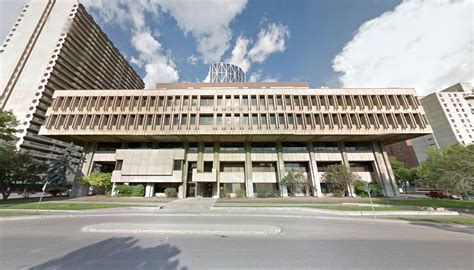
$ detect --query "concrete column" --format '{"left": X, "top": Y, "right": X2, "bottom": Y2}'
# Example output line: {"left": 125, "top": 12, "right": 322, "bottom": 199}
{"left": 372, "top": 142, "right": 399, "bottom": 197}
{"left": 307, "top": 142, "right": 323, "bottom": 197}
{"left": 276, "top": 142, "right": 288, "bottom": 197}
{"left": 71, "top": 142, "right": 97, "bottom": 197}
{"left": 213, "top": 142, "right": 220, "bottom": 198}
{"left": 182, "top": 142, "right": 189, "bottom": 198}
{"left": 145, "top": 183, "right": 153, "bottom": 197}
{"left": 244, "top": 142, "right": 255, "bottom": 197}
{"left": 197, "top": 142, "right": 204, "bottom": 171}
{"left": 111, "top": 182, "right": 117, "bottom": 196}
{"left": 338, "top": 142, "right": 355, "bottom": 197}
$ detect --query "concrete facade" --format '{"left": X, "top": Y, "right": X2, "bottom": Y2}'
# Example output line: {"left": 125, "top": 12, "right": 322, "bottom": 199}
{"left": 0, "top": 0, "right": 144, "bottom": 165}
{"left": 39, "top": 82, "right": 432, "bottom": 198}
{"left": 411, "top": 82, "right": 473, "bottom": 162}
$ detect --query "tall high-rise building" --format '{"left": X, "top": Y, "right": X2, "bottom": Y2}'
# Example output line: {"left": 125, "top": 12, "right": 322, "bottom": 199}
{"left": 209, "top": 62, "right": 246, "bottom": 83}
{"left": 0, "top": 0, "right": 144, "bottom": 163}
{"left": 411, "top": 82, "right": 473, "bottom": 162}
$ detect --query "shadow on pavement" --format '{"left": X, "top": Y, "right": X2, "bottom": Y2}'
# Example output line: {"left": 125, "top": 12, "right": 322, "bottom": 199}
{"left": 408, "top": 221, "right": 474, "bottom": 234}
{"left": 30, "top": 237, "right": 187, "bottom": 270}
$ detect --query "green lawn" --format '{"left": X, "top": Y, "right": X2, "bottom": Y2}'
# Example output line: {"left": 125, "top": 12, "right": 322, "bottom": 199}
{"left": 0, "top": 211, "right": 40, "bottom": 217}
{"left": 394, "top": 216, "right": 474, "bottom": 226}
{"left": 379, "top": 199, "right": 474, "bottom": 210}
{"left": 0, "top": 202, "right": 140, "bottom": 211}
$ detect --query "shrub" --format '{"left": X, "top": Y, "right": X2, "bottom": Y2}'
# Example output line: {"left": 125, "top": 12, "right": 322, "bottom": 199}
{"left": 81, "top": 172, "right": 112, "bottom": 193}
{"left": 116, "top": 185, "right": 144, "bottom": 197}
{"left": 354, "top": 180, "right": 383, "bottom": 197}
{"left": 256, "top": 190, "right": 280, "bottom": 198}
{"left": 164, "top": 187, "right": 178, "bottom": 198}
{"left": 322, "top": 164, "right": 360, "bottom": 196}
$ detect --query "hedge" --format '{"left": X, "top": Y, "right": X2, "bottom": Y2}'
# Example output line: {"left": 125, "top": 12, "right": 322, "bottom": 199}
{"left": 116, "top": 185, "right": 145, "bottom": 197}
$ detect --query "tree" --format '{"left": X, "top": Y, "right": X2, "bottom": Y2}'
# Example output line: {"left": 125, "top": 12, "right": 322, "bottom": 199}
{"left": 44, "top": 143, "right": 75, "bottom": 196}
{"left": 0, "top": 144, "right": 47, "bottom": 199}
{"left": 389, "top": 156, "right": 419, "bottom": 191}
{"left": 0, "top": 110, "right": 18, "bottom": 142}
{"left": 322, "top": 164, "right": 360, "bottom": 196}
{"left": 81, "top": 172, "right": 112, "bottom": 193}
{"left": 280, "top": 170, "right": 312, "bottom": 196}
{"left": 418, "top": 144, "right": 474, "bottom": 196}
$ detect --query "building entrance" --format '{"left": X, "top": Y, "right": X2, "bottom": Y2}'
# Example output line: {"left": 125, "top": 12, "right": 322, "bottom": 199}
{"left": 202, "top": 183, "right": 213, "bottom": 197}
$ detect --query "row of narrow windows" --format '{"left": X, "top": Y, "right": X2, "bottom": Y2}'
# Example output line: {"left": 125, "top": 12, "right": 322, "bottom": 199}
{"left": 96, "top": 141, "right": 371, "bottom": 153}
{"left": 53, "top": 93, "right": 420, "bottom": 113}
{"left": 46, "top": 111, "right": 428, "bottom": 131}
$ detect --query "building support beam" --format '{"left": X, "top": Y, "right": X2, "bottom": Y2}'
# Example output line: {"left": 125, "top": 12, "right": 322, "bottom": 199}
{"left": 372, "top": 141, "right": 399, "bottom": 197}
{"left": 276, "top": 142, "right": 288, "bottom": 197}
{"left": 307, "top": 142, "right": 323, "bottom": 197}
{"left": 244, "top": 142, "right": 254, "bottom": 197}
{"left": 338, "top": 142, "right": 355, "bottom": 197}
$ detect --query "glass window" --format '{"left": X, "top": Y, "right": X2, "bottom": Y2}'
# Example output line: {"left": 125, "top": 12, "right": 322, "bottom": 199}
{"left": 97, "top": 142, "right": 121, "bottom": 152}
{"left": 270, "top": 114, "right": 276, "bottom": 125}
{"left": 252, "top": 162, "right": 277, "bottom": 172}
{"left": 115, "top": 160, "right": 123, "bottom": 170}
{"left": 345, "top": 142, "right": 371, "bottom": 151}
{"left": 200, "top": 96, "right": 214, "bottom": 107}
{"left": 252, "top": 115, "right": 258, "bottom": 125}
{"left": 173, "top": 160, "right": 183, "bottom": 170}
{"left": 203, "top": 161, "right": 213, "bottom": 172}
{"left": 261, "top": 114, "right": 268, "bottom": 125}
{"left": 284, "top": 162, "right": 308, "bottom": 172}
{"left": 204, "top": 142, "right": 214, "bottom": 153}
{"left": 314, "top": 142, "right": 339, "bottom": 152}
{"left": 220, "top": 142, "right": 244, "bottom": 153}
{"left": 190, "top": 114, "right": 196, "bottom": 125}
{"left": 188, "top": 142, "right": 198, "bottom": 153}
{"left": 282, "top": 142, "right": 307, "bottom": 152}
{"left": 251, "top": 142, "right": 276, "bottom": 153}
{"left": 220, "top": 162, "right": 245, "bottom": 172}
{"left": 199, "top": 114, "right": 214, "bottom": 125}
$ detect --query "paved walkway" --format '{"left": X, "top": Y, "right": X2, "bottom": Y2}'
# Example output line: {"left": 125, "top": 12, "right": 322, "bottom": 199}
{"left": 160, "top": 197, "right": 216, "bottom": 212}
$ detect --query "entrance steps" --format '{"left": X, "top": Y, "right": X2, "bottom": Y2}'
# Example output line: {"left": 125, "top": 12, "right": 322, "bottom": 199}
{"left": 160, "top": 198, "right": 216, "bottom": 211}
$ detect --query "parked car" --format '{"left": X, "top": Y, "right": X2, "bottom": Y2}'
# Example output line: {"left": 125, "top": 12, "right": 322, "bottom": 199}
{"left": 425, "top": 191, "right": 460, "bottom": 200}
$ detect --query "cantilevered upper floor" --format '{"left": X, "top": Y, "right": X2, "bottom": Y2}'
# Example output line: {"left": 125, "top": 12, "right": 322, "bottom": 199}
{"left": 39, "top": 83, "right": 432, "bottom": 145}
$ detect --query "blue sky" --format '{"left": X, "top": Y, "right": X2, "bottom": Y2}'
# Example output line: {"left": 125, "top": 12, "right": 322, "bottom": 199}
{"left": 1, "top": 0, "right": 472, "bottom": 94}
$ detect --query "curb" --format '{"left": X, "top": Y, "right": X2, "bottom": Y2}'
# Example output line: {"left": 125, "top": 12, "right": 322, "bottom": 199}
{"left": 210, "top": 207, "right": 460, "bottom": 216}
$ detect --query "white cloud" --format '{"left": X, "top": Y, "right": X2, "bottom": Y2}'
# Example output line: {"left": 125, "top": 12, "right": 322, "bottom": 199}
{"left": 83, "top": 0, "right": 179, "bottom": 88}
{"left": 248, "top": 23, "right": 290, "bottom": 63}
{"left": 157, "top": 0, "right": 248, "bottom": 63}
{"left": 228, "top": 35, "right": 251, "bottom": 72}
{"left": 248, "top": 69, "right": 280, "bottom": 83}
{"left": 226, "top": 22, "right": 289, "bottom": 82}
{"left": 332, "top": 0, "right": 473, "bottom": 95}
{"left": 187, "top": 54, "right": 198, "bottom": 65}
{"left": 0, "top": 0, "right": 28, "bottom": 41}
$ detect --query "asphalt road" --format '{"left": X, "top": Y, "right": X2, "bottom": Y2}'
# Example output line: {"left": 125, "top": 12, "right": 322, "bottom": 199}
{"left": 0, "top": 212, "right": 472, "bottom": 270}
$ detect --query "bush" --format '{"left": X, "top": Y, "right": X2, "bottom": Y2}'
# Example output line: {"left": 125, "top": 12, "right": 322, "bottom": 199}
{"left": 164, "top": 187, "right": 177, "bottom": 198}
{"left": 116, "top": 185, "right": 144, "bottom": 197}
{"left": 323, "top": 164, "right": 360, "bottom": 196}
{"left": 81, "top": 172, "right": 112, "bottom": 193}
{"left": 354, "top": 180, "right": 383, "bottom": 197}
{"left": 256, "top": 190, "right": 281, "bottom": 198}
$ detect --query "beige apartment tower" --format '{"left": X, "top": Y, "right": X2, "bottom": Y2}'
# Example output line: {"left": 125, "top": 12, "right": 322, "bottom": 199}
{"left": 40, "top": 81, "right": 433, "bottom": 198}
{"left": 0, "top": 0, "right": 144, "bottom": 163}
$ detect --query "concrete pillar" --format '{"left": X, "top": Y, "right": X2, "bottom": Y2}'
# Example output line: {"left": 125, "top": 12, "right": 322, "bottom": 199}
{"left": 111, "top": 182, "right": 117, "bottom": 196}
{"left": 213, "top": 142, "right": 220, "bottom": 198}
{"left": 182, "top": 142, "right": 189, "bottom": 198}
{"left": 372, "top": 142, "right": 399, "bottom": 197}
{"left": 338, "top": 141, "right": 355, "bottom": 197}
{"left": 71, "top": 142, "right": 97, "bottom": 197}
{"left": 244, "top": 142, "right": 255, "bottom": 197}
{"left": 145, "top": 183, "right": 154, "bottom": 197}
{"left": 197, "top": 142, "right": 204, "bottom": 171}
{"left": 307, "top": 142, "right": 323, "bottom": 197}
{"left": 276, "top": 142, "right": 288, "bottom": 197}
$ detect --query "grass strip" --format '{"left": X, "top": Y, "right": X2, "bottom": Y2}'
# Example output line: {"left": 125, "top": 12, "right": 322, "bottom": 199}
{"left": 379, "top": 199, "right": 474, "bottom": 210}
{"left": 0, "top": 202, "right": 141, "bottom": 211}
{"left": 0, "top": 211, "right": 41, "bottom": 217}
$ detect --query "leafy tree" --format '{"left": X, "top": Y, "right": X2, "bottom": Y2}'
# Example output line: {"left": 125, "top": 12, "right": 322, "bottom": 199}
{"left": 389, "top": 156, "right": 419, "bottom": 191}
{"left": 280, "top": 170, "right": 312, "bottom": 196}
{"left": 322, "top": 164, "right": 360, "bottom": 196}
{"left": 418, "top": 144, "right": 474, "bottom": 196}
{"left": 44, "top": 143, "right": 76, "bottom": 196}
{"left": 81, "top": 172, "right": 112, "bottom": 193}
{"left": 354, "top": 180, "right": 383, "bottom": 197}
{"left": 0, "top": 110, "right": 18, "bottom": 142}
{"left": 0, "top": 144, "right": 47, "bottom": 199}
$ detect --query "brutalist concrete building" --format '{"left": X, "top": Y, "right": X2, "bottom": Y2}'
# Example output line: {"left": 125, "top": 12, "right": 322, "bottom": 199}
{"left": 0, "top": 0, "right": 144, "bottom": 163}
{"left": 39, "top": 78, "right": 433, "bottom": 198}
